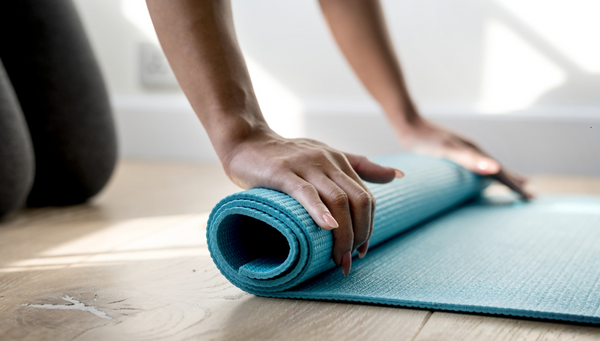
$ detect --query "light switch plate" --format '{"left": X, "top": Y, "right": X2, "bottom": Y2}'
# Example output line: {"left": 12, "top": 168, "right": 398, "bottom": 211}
{"left": 139, "top": 43, "right": 179, "bottom": 88}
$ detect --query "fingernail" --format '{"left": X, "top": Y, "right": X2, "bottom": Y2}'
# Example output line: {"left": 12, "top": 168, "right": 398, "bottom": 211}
{"left": 341, "top": 252, "right": 352, "bottom": 276}
{"left": 358, "top": 240, "right": 369, "bottom": 259}
{"left": 322, "top": 212, "right": 339, "bottom": 229}
{"left": 394, "top": 169, "right": 405, "bottom": 178}
{"left": 477, "top": 160, "right": 489, "bottom": 171}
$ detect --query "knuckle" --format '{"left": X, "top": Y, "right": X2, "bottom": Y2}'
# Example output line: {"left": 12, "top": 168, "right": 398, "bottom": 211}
{"left": 330, "top": 150, "right": 346, "bottom": 161}
{"left": 299, "top": 150, "right": 326, "bottom": 167}
{"left": 293, "top": 181, "right": 315, "bottom": 194}
{"left": 329, "top": 190, "right": 349, "bottom": 207}
{"left": 353, "top": 190, "right": 372, "bottom": 209}
{"left": 313, "top": 150, "right": 331, "bottom": 163}
{"left": 304, "top": 147, "right": 324, "bottom": 157}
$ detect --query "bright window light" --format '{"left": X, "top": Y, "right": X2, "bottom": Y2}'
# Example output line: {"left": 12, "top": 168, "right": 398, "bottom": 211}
{"left": 495, "top": 0, "right": 600, "bottom": 73}
{"left": 121, "top": 0, "right": 159, "bottom": 43}
{"left": 245, "top": 58, "right": 305, "bottom": 138}
{"left": 479, "top": 19, "right": 566, "bottom": 113}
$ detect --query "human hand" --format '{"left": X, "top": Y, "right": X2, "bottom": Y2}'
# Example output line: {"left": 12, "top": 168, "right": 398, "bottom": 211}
{"left": 398, "top": 118, "right": 533, "bottom": 200}
{"left": 221, "top": 129, "right": 404, "bottom": 276}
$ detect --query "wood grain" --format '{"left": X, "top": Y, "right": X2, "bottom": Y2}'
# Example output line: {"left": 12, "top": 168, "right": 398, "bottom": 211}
{"left": 0, "top": 160, "right": 599, "bottom": 340}
{"left": 414, "top": 312, "right": 600, "bottom": 341}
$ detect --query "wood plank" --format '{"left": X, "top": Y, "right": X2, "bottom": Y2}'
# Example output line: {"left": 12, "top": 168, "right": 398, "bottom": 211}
{"left": 414, "top": 312, "right": 600, "bottom": 341}
{"left": 1, "top": 210, "right": 430, "bottom": 340}
{"left": 1, "top": 160, "right": 599, "bottom": 340}
{"left": 530, "top": 175, "right": 600, "bottom": 195}
{"left": 0, "top": 160, "right": 430, "bottom": 340}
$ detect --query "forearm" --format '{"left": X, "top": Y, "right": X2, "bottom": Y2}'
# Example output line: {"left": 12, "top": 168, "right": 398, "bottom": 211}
{"left": 318, "top": 0, "right": 421, "bottom": 132}
{"left": 146, "top": 0, "right": 271, "bottom": 164}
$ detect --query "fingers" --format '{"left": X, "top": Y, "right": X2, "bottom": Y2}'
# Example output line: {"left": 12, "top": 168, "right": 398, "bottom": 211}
{"left": 492, "top": 169, "right": 534, "bottom": 201}
{"left": 312, "top": 174, "right": 355, "bottom": 274}
{"left": 276, "top": 173, "right": 355, "bottom": 274}
{"left": 270, "top": 148, "right": 406, "bottom": 277}
{"left": 445, "top": 148, "right": 501, "bottom": 175}
{"left": 301, "top": 171, "right": 373, "bottom": 276}
{"left": 357, "top": 240, "right": 369, "bottom": 259}
{"left": 446, "top": 147, "right": 532, "bottom": 199}
{"left": 345, "top": 153, "right": 404, "bottom": 183}
{"left": 277, "top": 174, "right": 340, "bottom": 231}
{"left": 326, "top": 153, "right": 403, "bottom": 270}
{"left": 508, "top": 172, "right": 528, "bottom": 188}
{"left": 276, "top": 154, "right": 384, "bottom": 277}
{"left": 330, "top": 153, "right": 382, "bottom": 253}
{"left": 450, "top": 141, "right": 534, "bottom": 200}
{"left": 327, "top": 171, "right": 373, "bottom": 252}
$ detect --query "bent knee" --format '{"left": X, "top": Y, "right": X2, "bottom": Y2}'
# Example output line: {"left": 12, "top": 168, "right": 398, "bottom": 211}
{"left": 0, "top": 149, "right": 34, "bottom": 219}
{"left": 26, "top": 143, "right": 117, "bottom": 207}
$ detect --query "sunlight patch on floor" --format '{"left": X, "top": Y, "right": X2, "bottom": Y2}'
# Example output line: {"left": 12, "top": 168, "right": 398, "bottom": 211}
{"left": 1, "top": 213, "right": 210, "bottom": 273}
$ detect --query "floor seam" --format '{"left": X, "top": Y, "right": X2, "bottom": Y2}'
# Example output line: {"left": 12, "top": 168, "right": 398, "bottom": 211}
{"left": 410, "top": 310, "right": 434, "bottom": 341}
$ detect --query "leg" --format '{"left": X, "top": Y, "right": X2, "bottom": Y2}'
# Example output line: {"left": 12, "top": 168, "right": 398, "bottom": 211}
{"left": 0, "top": 0, "right": 117, "bottom": 206}
{"left": 0, "top": 61, "right": 35, "bottom": 218}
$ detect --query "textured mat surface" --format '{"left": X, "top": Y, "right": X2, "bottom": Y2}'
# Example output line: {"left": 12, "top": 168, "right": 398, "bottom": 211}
{"left": 207, "top": 154, "right": 600, "bottom": 323}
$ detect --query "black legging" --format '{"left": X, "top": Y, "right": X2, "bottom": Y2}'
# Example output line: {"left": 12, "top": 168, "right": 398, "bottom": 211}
{"left": 0, "top": 0, "right": 117, "bottom": 218}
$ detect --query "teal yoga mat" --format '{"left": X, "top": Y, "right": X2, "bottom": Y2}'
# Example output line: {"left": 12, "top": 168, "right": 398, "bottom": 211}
{"left": 207, "top": 154, "right": 600, "bottom": 324}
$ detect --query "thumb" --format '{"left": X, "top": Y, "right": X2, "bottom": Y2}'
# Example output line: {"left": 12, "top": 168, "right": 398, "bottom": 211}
{"left": 345, "top": 153, "right": 404, "bottom": 183}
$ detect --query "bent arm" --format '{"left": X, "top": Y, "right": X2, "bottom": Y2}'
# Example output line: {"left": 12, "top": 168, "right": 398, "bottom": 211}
{"left": 146, "top": 0, "right": 266, "bottom": 166}
{"left": 318, "top": 0, "right": 418, "bottom": 133}
{"left": 147, "top": 0, "right": 403, "bottom": 275}
{"left": 319, "top": 0, "right": 532, "bottom": 199}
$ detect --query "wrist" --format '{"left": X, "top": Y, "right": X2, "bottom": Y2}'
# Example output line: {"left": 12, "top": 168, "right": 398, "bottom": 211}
{"left": 385, "top": 106, "right": 425, "bottom": 134}
{"left": 210, "top": 114, "right": 277, "bottom": 170}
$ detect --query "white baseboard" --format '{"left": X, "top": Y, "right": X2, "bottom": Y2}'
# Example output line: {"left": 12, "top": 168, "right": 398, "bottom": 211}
{"left": 112, "top": 94, "right": 217, "bottom": 161}
{"left": 111, "top": 95, "right": 600, "bottom": 175}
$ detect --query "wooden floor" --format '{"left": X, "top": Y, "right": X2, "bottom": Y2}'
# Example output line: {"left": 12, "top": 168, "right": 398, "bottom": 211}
{"left": 1, "top": 160, "right": 600, "bottom": 341}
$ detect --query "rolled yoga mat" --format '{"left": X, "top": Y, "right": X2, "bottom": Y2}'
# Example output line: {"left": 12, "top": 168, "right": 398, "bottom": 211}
{"left": 207, "top": 154, "right": 600, "bottom": 324}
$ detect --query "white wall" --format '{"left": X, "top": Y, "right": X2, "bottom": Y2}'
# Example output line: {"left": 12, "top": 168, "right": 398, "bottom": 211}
{"left": 73, "top": 0, "right": 600, "bottom": 174}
